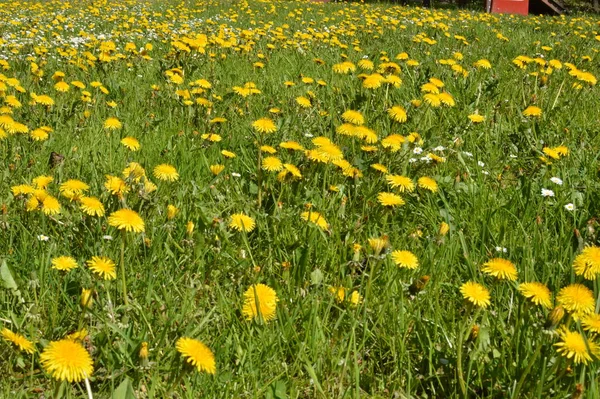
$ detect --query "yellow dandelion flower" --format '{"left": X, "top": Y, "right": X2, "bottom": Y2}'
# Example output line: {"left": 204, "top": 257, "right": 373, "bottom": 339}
{"left": 386, "top": 175, "right": 415, "bottom": 193}
{"left": 120, "top": 137, "right": 140, "bottom": 151}
{"left": 296, "top": 96, "right": 311, "bottom": 108}
{"left": 518, "top": 282, "right": 552, "bottom": 308}
{"left": 387, "top": 106, "right": 407, "bottom": 123}
{"left": 329, "top": 286, "right": 345, "bottom": 302}
{"left": 221, "top": 150, "right": 236, "bottom": 158}
{"left": 108, "top": 209, "right": 145, "bottom": 233}
{"left": 210, "top": 164, "right": 225, "bottom": 175}
{"left": 242, "top": 284, "right": 278, "bottom": 322}
{"left": 300, "top": 211, "right": 329, "bottom": 230}
{"left": 391, "top": 250, "right": 418, "bottom": 269}
{"left": 51, "top": 256, "right": 78, "bottom": 272}
{"left": 481, "top": 258, "right": 518, "bottom": 281}
{"left": 418, "top": 177, "right": 438, "bottom": 193}
{"left": 230, "top": 213, "right": 256, "bottom": 232}
{"left": 104, "top": 175, "right": 130, "bottom": 196}
{"left": 573, "top": 246, "right": 600, "bottom": 280}
{"left": 523, "top": 106, "right": 542, "bottom": 117}
{"left": 40, "top": 339, "right": 93, "bottom": 382}
{"left": 252, "top": 118, "right": 277, "bottom": 134}
{"left": 86, "top": 256, "right": 116, "bottom": 280}
{"left": 176, "top": 337, "right": 216, "bottom": 374}
{"left": 153, "top": 164, "right": 179, "bottom": 182}
{"left": 557, "top": 284, "right": 595, "bottom": 318}
{"left": 582, "top": 314, "right": 600, "bottom": 334}
{"left": 103, "top": 117, "right": 122, "bottom": 130}
{"left": 79, "top": 196, "right": 105, "bottom": 217}
{"left": 341, "top": 110, "right": 364, "bottom": 125}
{"left": 42, "top": 196, "right": 61, "bottom": 215}
{"left": 1, "top": 328, "right": 35, "bottom": 354}
{"left": 554, "top": 328, "right": 599, "bottom": 365}
{"left": 262, "top": 156, "right": 283, "bottom": 172}
{"left": 468, "top": 114, "right": 485, "bottom": 123}
{"left": 378, "top": 192, "right": 405, "bottom": 207}
{"left": 460, "top": 281, "right": 491, "bottom": 308}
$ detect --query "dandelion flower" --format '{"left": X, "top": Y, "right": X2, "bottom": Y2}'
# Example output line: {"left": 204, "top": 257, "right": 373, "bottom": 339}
{"left": 554, "top": 328, "right": 598, "bottom": 365}
{"left": 230, "top": 213, "right": 256, "bottom": 232}
{"left": 86, "top": 256, "right": 116, "bottom": 280}
{"left": 418, "top": 177, "right": 438, "bottom": 193}
{"left": 329, "top": 286, "right": 345, "bottom": 302}
{"left": 1, "top": 328, "right": 34, "bottom": 354}
{"left": 153, "top": 164, "right": 179, "bottom": 182}
{"left": 262, "top": 156, "right": 283, "bottom": 172}
{"left": 104, "top": 117, "right": 122, "bottom": 130}
{"left": 120, "top": 137, "right": 140, "bottom": 151}
{"left": 518, "top": 282, "right": 552, "bottom": 308}
{"left": 252, "top": 118, "right": 277, "bottom": 134}
{"left": 573, "top": 246, "right": 600, "bottom": 280}
{"left": 387, "top": 106, "right": 407, "bottom": 123}
{"left": 40, "top": 339, "right": 93, "bottom": 382}
{"left": 104, "top": 175, "right": 130, "bottom": 196}
{"left": 391, "top": 250, "right": 418, "bottom": 269}
{"left": 377, "top": 192, "right": 405, "bottom": 207}
{"left": 582, "top": 314, "right": 600, "bottom": 334}
{"left": 523, "top": 106, "right": 542, "bottom": 117}
{"left": 242, "top": 284, "right": 278, "bottom": 322}
{"left": 42, "top": 196, "right": 61, "bottom": 215}
{"left": 468, "top": 114, "right": 485, "bottom": 123}
{"left": 296, "top": 96, "right": 311, "bottom": 108}
{"left": 51, "top": 256, "right": 78, "bottom": 272}
{"left": 301, "top": 211, "right": 329, "bottom": 230}
{"left": 341, "top": 110, "right": 364, "bottom": 125}
{"left": 557, "top": 284, "right": 595, "bottom": 317}
{"left": 210, "top": 164, "right": 225, "bottom": 175}
{"left": 460, "top": 281, "right": 491, "bottom": 308}
{"left": 481, "top": 258, "right": 518, "bottom": 281}
{"left": 176, "top": 337, "right": 216, "bottom": 374}
{"left": 108, "top": 209, "right": 145, "bottom": 233}
{"left": 349, "top": 291, "right": 363, "bottom": 306}
{"left": 386, "top": 175, "right": 415, "bottom": 192}
{"left": 79, "top": 197, "right": 105, "bottom": 217}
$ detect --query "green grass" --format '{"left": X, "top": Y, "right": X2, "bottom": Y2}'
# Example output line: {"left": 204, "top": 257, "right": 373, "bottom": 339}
{"left": 1, "top": 0, "right": 600, "bottom": 397}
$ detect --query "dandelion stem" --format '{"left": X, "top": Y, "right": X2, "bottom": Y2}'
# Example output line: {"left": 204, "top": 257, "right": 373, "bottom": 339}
{"left": 120, "top": 231, "right": 128, "bottom": 306}
{"left": 84, "top": 377, "right": 94, "bottom": 399}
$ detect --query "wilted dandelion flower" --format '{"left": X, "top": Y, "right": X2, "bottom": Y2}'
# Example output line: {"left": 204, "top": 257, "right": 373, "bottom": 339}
{"left": 460, "top": 281, "right": 491, "bottom": 308}
{"left": 104, "top": 117, "right": 122, "bottom": 130}
{"left": 51, "top": 256, "right": 78, "bottom": 272}
{"left": 229, "top": 213, "right": 256, "bottom": 232}
{"left": 386, "top": 175, "right": 415, "bottom": 192}
{"left": 153, "top": 164, "right": 179, "bottom": 181}
{"left": 387, "top": 106, "right": 407, "bottom": 123}
{"left": 300, "top": 211, "right": 329, "bottom": 230}
{"left": 79, "top": 196, "right": 105, "bottom": 217}
{"left": 262, "top": 156, "right": 283, "bottom": 172}
{"left": 523, "top": 106, "right": 542, "bottom": 117}
{"left": 557, "top": 284, "right": 595, "bottom": 317}
{"left": 554, "top": 328, "right": 599, "bottom": 365}
{"left": 573, "top": 246, "right": 600, "bottom": 280}
{"left": 341, "top": 110, "right": 364, "bottom": 125}
{"left": 252, "top": 118, "right": 277, "bottom": 134}
{"left": 242, "top": 284, "right": 278, "bottom": 322}
{"left": 378, "top": 192, "right": 405, "bottom": 207}
{"left": 40, "top": 339, "right": 93, "bottom": 382}
{"left": 481, "top": 258, "right": 518, "bottom": 281}
{"left": 108, "top": 209, "right": 145, "bottom": 233}
{"left": 1, "top": 328, "right": 34, "bottom": 354}
{"left": 391, "top": 250, "right": 418, "bottom": 269}
{"left": 518, "top": 282, "right": 552, "bottom": 308}
{"left": 418, "top": 177, "right": 438, "bottom": 193}
{"left": 86, "top": 256, "right": 116, "bottom": 280}
{"left": 120, "top": 137, "right": 140, "bottom": 151}
{"left": 176, "top": 337, "right": 216, "bottom": 374}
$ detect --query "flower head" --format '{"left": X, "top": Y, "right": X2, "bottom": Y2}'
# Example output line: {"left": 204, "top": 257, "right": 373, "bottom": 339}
{"left": 108, "top": 209, "right": 145, "bottom": 233}
{"left": 387, "top": 106, "right": 407, "bottom": 123}
{"left": 518, "top": 282, "right": 552, "bottom": 308}
{"left": 176, "top": 337, "right": 216, "bottom": 374}
{"left": 121, "top": 137, "right": 140, "bottom": 151}
{"left": 460, "top": 281, "right": 491, "bottom": 308}
{"left": 104, "top": 117, "right": 122, "bottom": 130}
{"left": 300, "top": 211, "right": 329, "bottom": 230}
{"left": 252, "top": 118, "right": 277, "bottom": 134}
{"left": 86, "top": 256, "right": 116, "bottom": 280}
{"left": 1, "top": 328, "right": 35, "bottom": 354}
{"left": 386, "top": 175, "right": 415, "bottom": 192}
{"left": 341, "top": 110, "right": 364, "bottom": 125}
{"left": 242, "top": 284, "right": 278, "bottom": 322}
{"left": 554, "top": 328, "right": 599, "bottom": 365}
{"left": 79, "top": 196, "right": 105, "bottom": 217}
{"left": 40, "top": 339, "right": 93, "bottom": 382}
{"left": 391, "top": 250, "right": 418, "bottom": 269}
{"left": 377, "top": 192, "right": 405, "bottom": 207}
{"left": 582, "top": 313, "right": 600, "bottom": 334}
{"left": 51, "top": 256, "right": 78, "bottom": 272}
{"left": 573, "top": 246, "right": 600, "bottom": 280}
{"left": 523, "top": 106, "right": 542, "bottom": 117}
{"left": 481, "top": 258, "right": 518, "bottom": 281}
{"left": 229, "top": 213, "right": 256, "bottom": 232}
{"left": 418, "top": 177, "right": 438, "bottom": 193}
{"left": 153, "top": 164, "right": 179, "bottom": 182}
{"left": 557, "top": 284, "right": 595, "bottom": 318}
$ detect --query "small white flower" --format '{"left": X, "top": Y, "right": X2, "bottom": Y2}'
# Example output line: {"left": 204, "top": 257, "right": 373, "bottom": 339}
{"left": 409, "top": 158, "right": 417, "bottom": 163}
{"left": 564, "top": 203, "right": 575, "bottom": 211}
{"left": 495, "top": 246, "right": 508, "bottom": 253}
{"left": 509, "top": 154, "right": 517, "bottom": 159}
{"left": 37, "top": 235, "right": 49, "bottom": 242}
{"left": 433, "top": 146, "right": 446, "bottom": 152}
{"left": 413, "top": 147, "right": 423, "bottom": 155}
{"left": 102, "top": 235, "right": 113, "bottom": 240}
{"left": 463, "top": 151, "right": 473, "bottom": 157}
{"left": 550, "top": 177, "right": 563, "bottom": 185}
{"left": 482, "top": 171, "right": 489, "bottom": 175}
{"left": 541, "top": 188, "right": 555, "bottom": 197}
{"left": 232, "top": 172, "right": 241, "bottom": 177}
{"left": 304, "top": 133, "right": 314, "bottom": 138}
{"left": 478, "top": 161, "right": 485, "bottom": 167}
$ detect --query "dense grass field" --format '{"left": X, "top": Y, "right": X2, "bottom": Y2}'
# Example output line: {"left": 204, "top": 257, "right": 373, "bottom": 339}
{"left": 1, "top": 0, "right": 600, "bottom": 397}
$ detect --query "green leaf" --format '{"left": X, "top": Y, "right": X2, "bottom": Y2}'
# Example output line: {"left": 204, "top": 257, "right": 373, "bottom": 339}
{"left": 112, "top": 377, "right": 135, "bottom": 399}
{"left": 1, "top": 260, "right": 18, "bottom": 290}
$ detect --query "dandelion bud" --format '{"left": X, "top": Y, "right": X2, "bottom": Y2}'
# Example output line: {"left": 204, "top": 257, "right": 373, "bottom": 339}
{"left": 139, "top": 342, "right": 149, "bottom": 360}
{"left": 80, "top": 288, "right": 93, "bottom": 309}
{"left": 468, "top": 325, "right": 480, "bottom": 342}
{"left": 439, "top": 222, "right": 450, "bottom": 236}
{"left": 186, "top": 221, "right": 194, "bottom": 235}
{"left": 544, "top": 305, "right": 565, "bottom": 330}
{"left": 167, "top": 204, "right": 178, "bottom": 220}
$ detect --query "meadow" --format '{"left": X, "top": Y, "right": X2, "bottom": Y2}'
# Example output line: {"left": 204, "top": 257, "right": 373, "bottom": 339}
{"left": 1, "top": 0, "right": 600, "bottom": 397}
